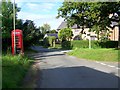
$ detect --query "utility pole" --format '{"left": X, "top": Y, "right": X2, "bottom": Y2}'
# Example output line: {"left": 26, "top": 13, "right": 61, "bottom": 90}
{"left": 13, "top": 0, "right": 16, "bottom": 54}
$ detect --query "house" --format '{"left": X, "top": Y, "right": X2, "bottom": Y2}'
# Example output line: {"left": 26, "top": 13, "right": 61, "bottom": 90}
{"left": 108, "top": 13, "right": 119, "bottom": 41}
{"left": 44, "top": 33, "right": 58, "bottom": 39}
{"left": 57, "top": 21, "right": 97, "bottom": 40}
{"left": 57, "top": 21, "right": 119, "bottom": 41}
{"left": 43, "top": 33, "right": 59, "bottom": 43}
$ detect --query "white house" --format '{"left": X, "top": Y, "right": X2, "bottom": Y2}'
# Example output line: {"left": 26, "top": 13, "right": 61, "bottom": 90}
{"left": 57, "top": 21, "right": 98, "bottom": 40}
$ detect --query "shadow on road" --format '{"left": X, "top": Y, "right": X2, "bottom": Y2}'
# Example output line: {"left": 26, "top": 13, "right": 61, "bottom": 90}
{"left": 37, "top": 66, "right": 119, "bottom": 88}
{"left": 30, "top": 46, "right": 71, "bottom": 53}
{"left": 28, "top": 52, "right": 65, "bottom": 60}
{"left": 33, "top": 53, "right": 64, "bottom": 58}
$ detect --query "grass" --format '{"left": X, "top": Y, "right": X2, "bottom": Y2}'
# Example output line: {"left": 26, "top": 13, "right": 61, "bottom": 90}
{"left": 2, "top": 53, "right": 34, "bottom": 88}
{"left": 68, "top": 48, "right": 119, "bottom": 62}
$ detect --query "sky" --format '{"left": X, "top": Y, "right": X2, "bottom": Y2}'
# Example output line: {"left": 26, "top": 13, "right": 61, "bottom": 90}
{"left": 14, "top": 0, "right": 64, "bottom": 30}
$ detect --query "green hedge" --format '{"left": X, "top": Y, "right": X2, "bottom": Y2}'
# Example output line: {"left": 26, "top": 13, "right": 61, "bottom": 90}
{"left": 71, "top": 40, "right": 118, "bottom": 49}
{"left": 71, "top": 40, "right": 99, "bottom": 49}
{"left": 61, "top": 41, "right": 73, "bottom": 49}
{"left": 99, "top": 41, "right": 118, "bottom": 48}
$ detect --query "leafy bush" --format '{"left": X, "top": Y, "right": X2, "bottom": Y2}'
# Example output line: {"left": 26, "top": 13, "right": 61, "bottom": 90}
{"left": 71, "top": 40, "right": 118, "bottom": 49}
{"left": 58, "top": 28, "right": 73, "bottom": 41}
{"left": 48, "top": 36, "right": 56, "bottom": 47}
{"left": 43, "top": 36, "right": 56, "bottom": 47}
{"left": 61, "top": 41, "right": 73, "bottom": 49}
{"left": 98, "top": 41, "right": 118, "bottom": 48}
{"left": 43, "top": 37, "right": 49, "bottom": 48}
{"left": 71, "top": 40, "right": 89, "bottom": 49}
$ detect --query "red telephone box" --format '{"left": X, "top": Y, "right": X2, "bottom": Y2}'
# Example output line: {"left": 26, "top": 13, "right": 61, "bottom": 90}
{"left": 11, "top": 29, "right": 24, "bottom": 55}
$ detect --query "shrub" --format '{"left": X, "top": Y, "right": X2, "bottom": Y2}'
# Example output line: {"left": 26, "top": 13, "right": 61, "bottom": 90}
{"left": 98, "top": 41, "right": 118, "bottom": 48}
{"left": 58, "top": 28, "right": 73, "bottom": 41}
{"left": 61, "top": 41, "right": 73, "bottom": 49}
{"left": 71, "top": 40, "right": 89, "bottom": 49}
{"left": 43, "top": 37, "right": 49, "bottom": 48}
{"left": 71, "top": 40, "right": 118, "bottom": 49}
{"left": 48, "top": 36, "right": 56, "bottom": 47}
{"left": 43, "top": 36, "right": 56, "bottom": 47}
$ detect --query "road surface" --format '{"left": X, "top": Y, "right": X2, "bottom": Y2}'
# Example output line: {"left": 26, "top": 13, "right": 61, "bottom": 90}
{"left": 30, "top": 46, "right": 119, "bottom": 88}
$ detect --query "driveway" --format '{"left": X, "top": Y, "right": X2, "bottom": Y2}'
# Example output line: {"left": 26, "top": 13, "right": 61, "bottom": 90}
{"left": 30, "top": 46, "right": 119, "bottom": 88}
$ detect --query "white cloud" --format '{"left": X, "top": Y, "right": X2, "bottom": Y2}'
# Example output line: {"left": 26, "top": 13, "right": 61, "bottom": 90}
{"left": 18, "top": 12, "right": 55, "bottom": 20}
{"left": 35, "top": 17, "right": 64, "bottom": 29}
{"left": 16, "top": 1, "right": 64, "bottom": 29}
{"left": 26, "top": 3, "right": 55, "bottom": 12}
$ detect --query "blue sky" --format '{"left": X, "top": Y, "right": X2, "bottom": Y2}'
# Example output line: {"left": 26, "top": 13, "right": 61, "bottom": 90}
{"left": 15, "top": 0, "right": 64, "bottom": 30}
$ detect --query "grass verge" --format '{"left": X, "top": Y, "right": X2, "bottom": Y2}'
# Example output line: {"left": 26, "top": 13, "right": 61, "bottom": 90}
{"left": 2, "top": 54, "right": 33, "bottom": 88}
{"left": 68, "top": 48, "right": 119, "bottom": 62}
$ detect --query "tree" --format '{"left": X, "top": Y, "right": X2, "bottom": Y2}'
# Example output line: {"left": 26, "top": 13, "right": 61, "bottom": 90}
{"left": 58, "top": 28, "right": 73, "bottom": 41}
{"left": 1, "top": 0, "right": 20, "bottom": 50}
{"left": 2, "top": 0, "right": 20, "bottom": 38}
{"left": 22, "top": 20, "right": 38, "bottom": 47}
{"left": 1, "top": 0, "right": 43, "bottom": 50}
{"left": 50, "top": 29, "right": 57, "bottom": 34}
{"left": 57, "top": 2, "right": 120, "bottom": 40}
{"left": 40, "top": 23, "right": 51, "bottom": 34}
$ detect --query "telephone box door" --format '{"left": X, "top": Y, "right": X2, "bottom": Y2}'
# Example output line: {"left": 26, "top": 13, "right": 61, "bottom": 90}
{"left": 11, "top": 29, "right": 24, "bottom": 55}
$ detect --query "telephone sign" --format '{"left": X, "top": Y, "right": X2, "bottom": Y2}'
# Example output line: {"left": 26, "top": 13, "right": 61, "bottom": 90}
{"left": 11, "top": 29, "right": 24, "bottom": 55}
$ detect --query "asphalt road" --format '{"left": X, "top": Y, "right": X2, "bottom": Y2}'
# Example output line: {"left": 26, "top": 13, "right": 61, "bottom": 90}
{"left": 31, "top": 46, "right": 119, "bottom": 88}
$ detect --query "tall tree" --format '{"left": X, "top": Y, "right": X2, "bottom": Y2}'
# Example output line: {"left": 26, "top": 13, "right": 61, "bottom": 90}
{"left": 2, "top": 0, "right": 20, "bottom": 38}
{"left": 57, "top": 2, "right": 120, "bottom": 40}
{"left": 40, "top": 23, "right": 51, "bottom": 34}
{"left": 50, "top": 29, "right": 57, "bottom": 34}
{"left": 58, "top": 28, "right": 73, "bottom": 41}
{"left": 1, "top": 0, "right": 20, "bottom": 50}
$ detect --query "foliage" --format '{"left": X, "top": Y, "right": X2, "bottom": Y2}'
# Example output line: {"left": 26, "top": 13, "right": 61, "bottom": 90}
{"left": 71, "top": 40, "right": 101, "bottom": 49}
{"left": 40, "top": 23, "right": 51, "bottom": 35}
{"left": 49, "top": 29, "right": 57, "bottom": 34}
{"left": 58, "top": 28, "right": 73, "bottom": 41}
{"left": 43, "top": 36, "right": 56, "bottom": 47}
{"left": 1, "top": 0, "right": 20, "bottom": 50}
{"left": 99, "top": 41, "right": 118, "bottom": 48}
{"left": 2, "top": 0, "right": 44, "bottom": 50}
{"left": 100, "top": 31, "right": 110, "bottom": 42}
{"left": 68, "top": 48, "right": 119, "bottom": 62}
{"left": 48, "top": 36, "right": 56, "bottom": 47}
{"left": 22, "top": 20, "right": 43, "bottom": 47}
{"left": 90, "top": 25, "right": 101, "bottom": 40}
{"left": 57, "top": 2, "right": 120, "bottom": 40}
{"left": 2, "top": 0, "right": 20, "bottom": 38}
{"left": 61, "top": 41, "right": 73, "bottom": 50}
{"left": 71, "top": 40, "right": 118, "bottom": 49}
{"left": 71, "top": 40, "right": 90, "bottom": 49}
{"left": 43, "top": 37, "right": 49, "bottom": 48}
{"left": 2, "top": 54, "right": 32, "bottom": 88}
